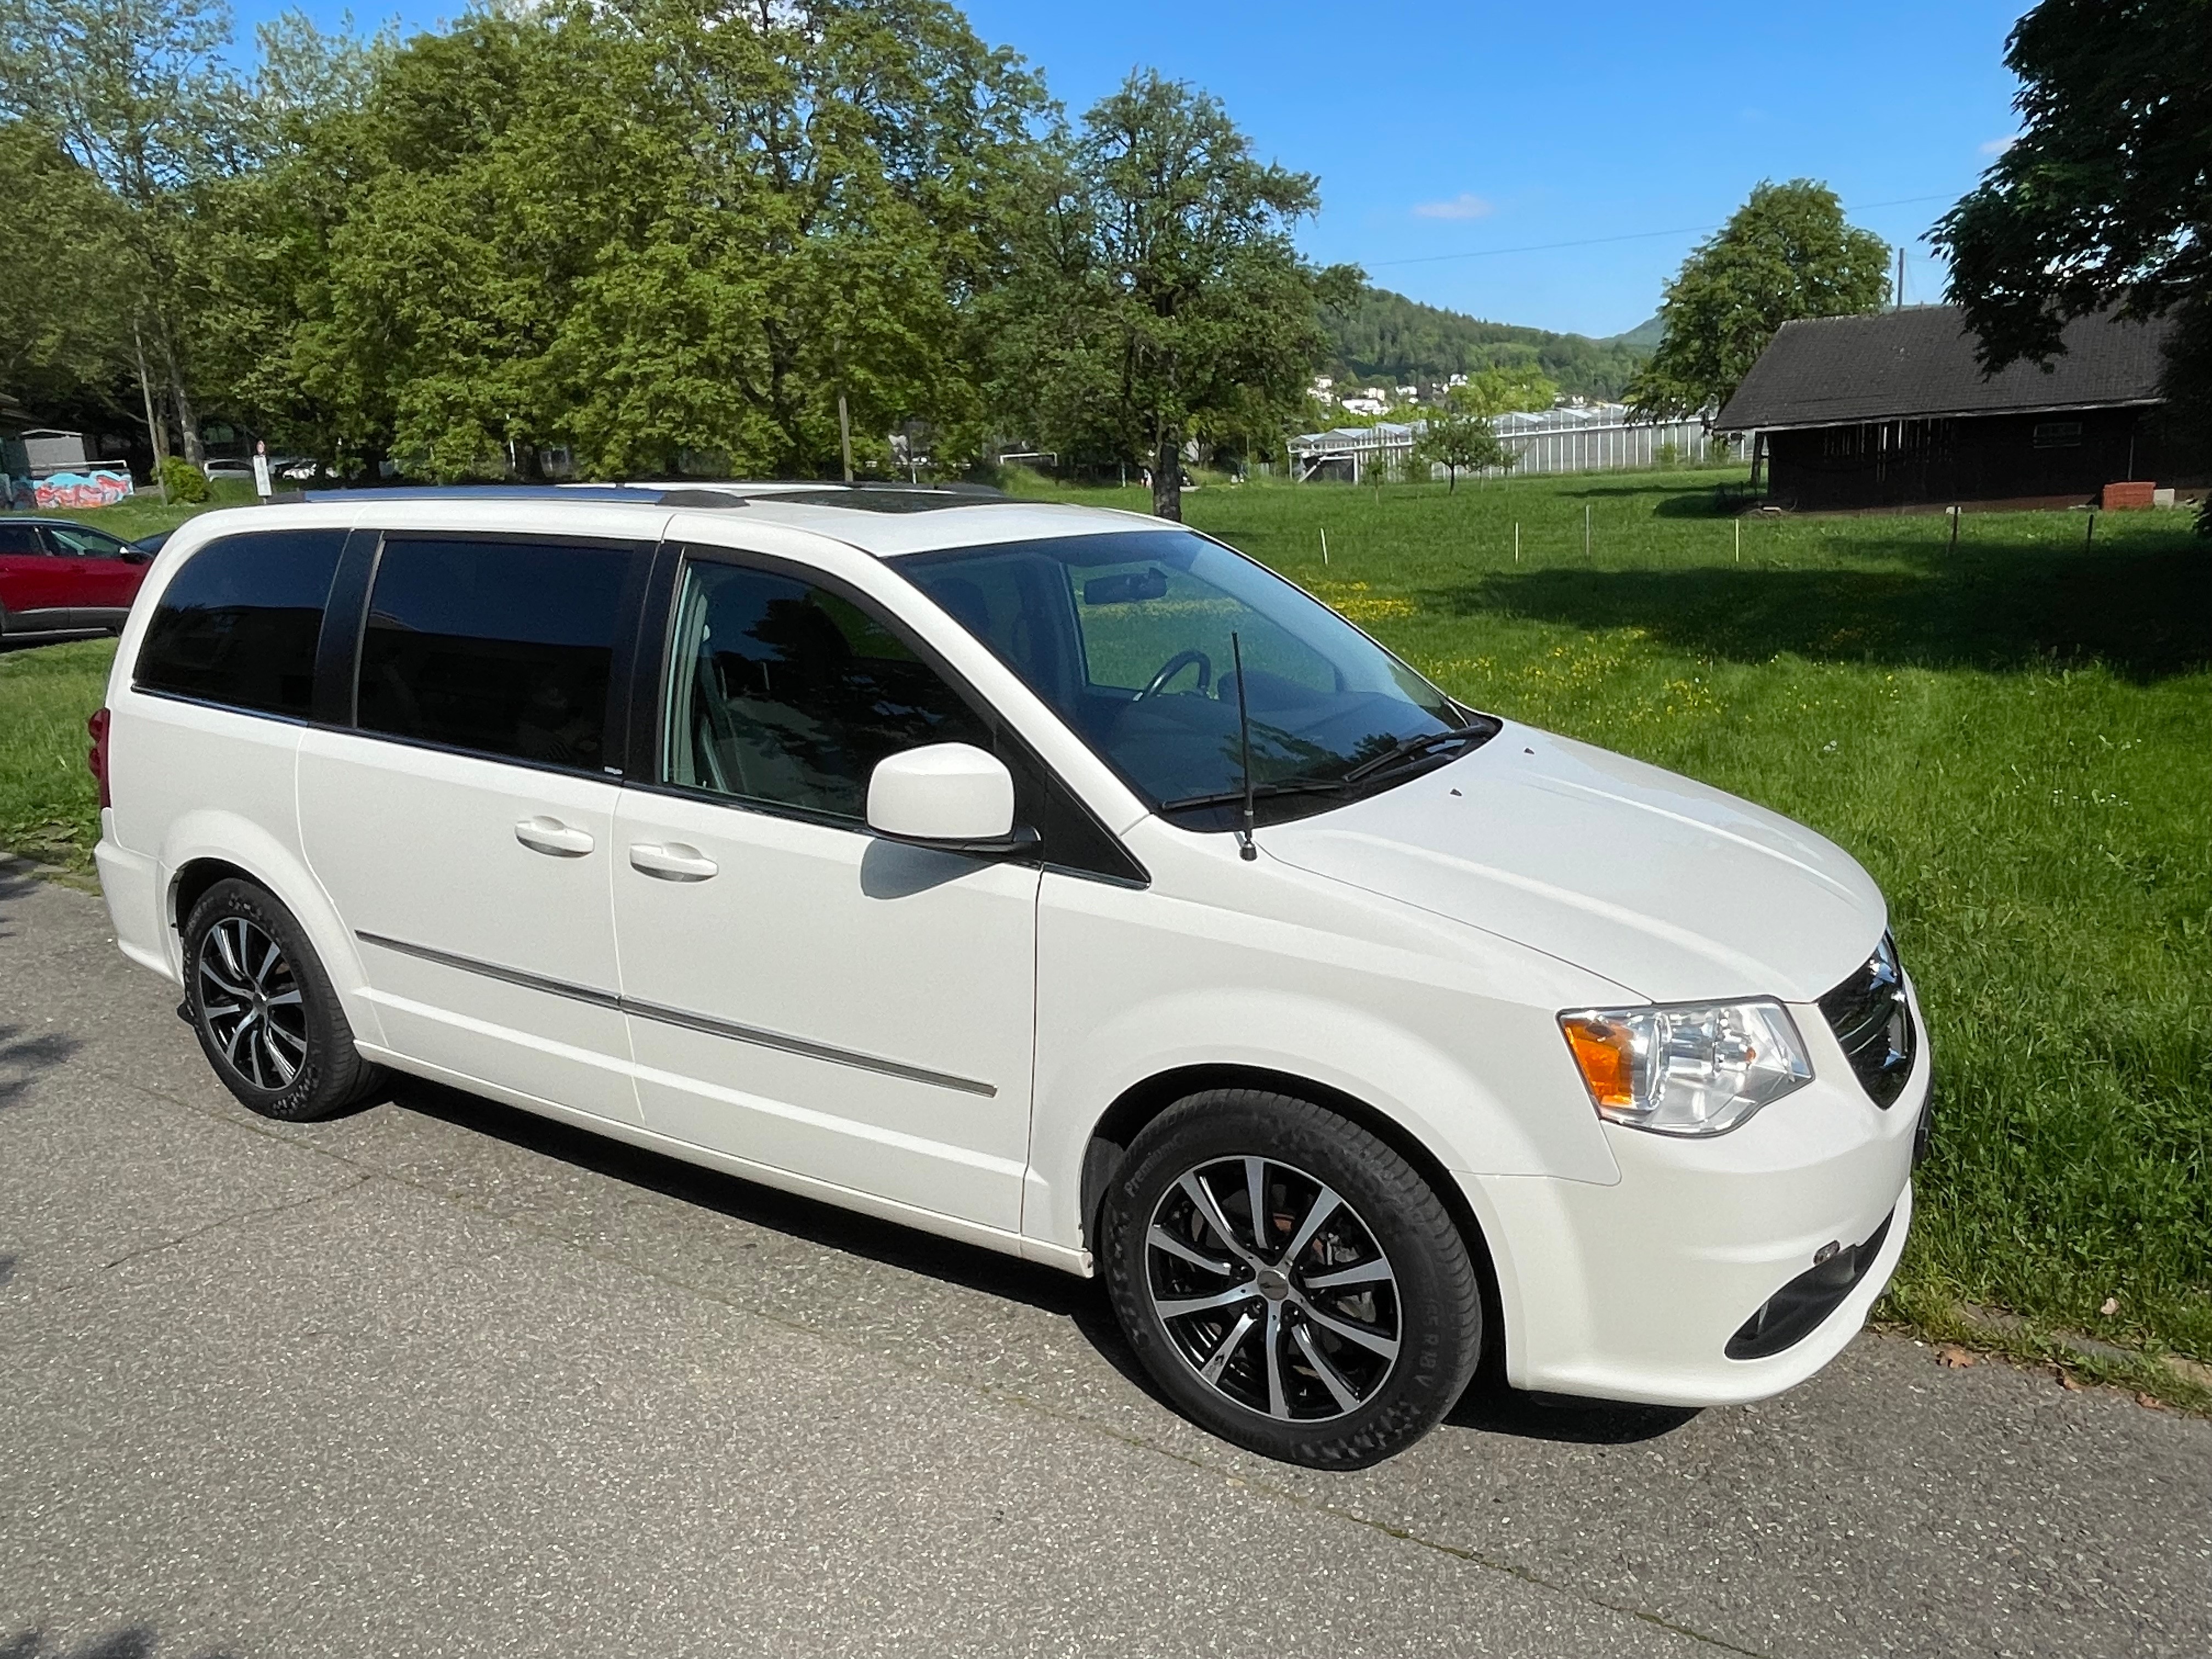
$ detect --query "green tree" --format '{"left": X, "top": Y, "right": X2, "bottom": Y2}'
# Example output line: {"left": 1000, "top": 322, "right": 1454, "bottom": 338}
{"left": 0, "top": 0, "right": 245, "bottom": 463}
{"left": 244, "top": 0, "right": 1043, "bottom": 481}
{"left": 1626, "top": 180, "right": 1890, "bottom": 423}
{"left": 1409, "top": 407, "right": 1511, "bottom": 492}
{"left": 989, "top": 70, "right": 1358, "bottom": 521}
{"left": 0, "top": 120, "right": 133, "bottom": 418}
{"left": 1450, "top": 364, "right": 1558, "bottom": 416}
{"left": 1931, "top": 0, "right": 2211, "bottom": 532}
{"left": 189, "top": 10, "right": 391, "bottom": 467}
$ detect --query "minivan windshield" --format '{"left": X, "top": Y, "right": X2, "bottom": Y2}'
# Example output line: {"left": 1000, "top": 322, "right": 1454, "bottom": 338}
{"left": 896, "top": 529, "right": 1493, "bottom": 827}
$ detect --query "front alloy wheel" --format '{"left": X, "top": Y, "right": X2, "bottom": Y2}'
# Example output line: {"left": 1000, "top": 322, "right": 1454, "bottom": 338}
{"left": 1103, "top": 1090, "right": 1484, "bottom": 1468}
{"left": 1147, "top": 1155, "right": 1401, "bottom": 1421}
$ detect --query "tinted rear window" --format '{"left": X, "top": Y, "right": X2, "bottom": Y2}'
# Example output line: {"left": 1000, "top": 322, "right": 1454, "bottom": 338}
{"left": 356, "top": 537, "right": 635, "bottom": 771}
{"left": 134, "top": 529, "right": 347, "bottom": 718}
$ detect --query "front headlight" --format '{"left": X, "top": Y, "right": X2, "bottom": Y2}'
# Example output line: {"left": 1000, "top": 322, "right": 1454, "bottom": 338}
{"left": 1558, "top": 1000, "right": 1813, "bottom": 1137}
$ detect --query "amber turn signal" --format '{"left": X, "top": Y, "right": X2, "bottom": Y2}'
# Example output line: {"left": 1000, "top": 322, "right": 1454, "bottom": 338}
{"left": 1560, "top": 1014, "right": 1635, "bottom": 1109}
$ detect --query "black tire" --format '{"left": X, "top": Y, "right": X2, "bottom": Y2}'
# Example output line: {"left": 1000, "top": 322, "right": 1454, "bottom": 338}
{"left": 1102, "top": 1089, "right": 1483, "bottom": 1468}
{"left": 182, "top": 877, "right": 384, "bottom": 1120}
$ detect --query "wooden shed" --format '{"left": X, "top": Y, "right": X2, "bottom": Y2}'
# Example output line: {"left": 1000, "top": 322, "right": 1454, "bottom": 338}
{"left": 1714, "top": 307, "right": 2196, "bottom": 512}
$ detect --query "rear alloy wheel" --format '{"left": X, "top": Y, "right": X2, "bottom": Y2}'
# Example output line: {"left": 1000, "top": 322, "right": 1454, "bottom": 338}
{"left": 184, "top": 878, "right": 383, "bottom": 1121}
{"left": 1103, "top": 1090, "right": 1483, "bottom": 1468}
{"left": 198, "top": 913, "right": 310, "bottom": 1091}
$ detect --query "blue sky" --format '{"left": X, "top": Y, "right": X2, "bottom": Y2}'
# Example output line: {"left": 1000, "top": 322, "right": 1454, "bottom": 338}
{"left": 231, "top": 0, "right": 2033, "bottom": 340}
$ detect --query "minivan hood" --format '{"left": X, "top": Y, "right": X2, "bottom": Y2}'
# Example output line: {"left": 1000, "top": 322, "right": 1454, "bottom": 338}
{"left": 1263, "top": 725, "right": 1885, "bottom": 1005}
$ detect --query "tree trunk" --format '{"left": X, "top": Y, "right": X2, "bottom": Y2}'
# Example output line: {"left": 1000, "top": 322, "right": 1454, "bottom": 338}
{"left": 1448, "top": 466, "right": 1458, "bottom": 493}
{"left": 1152, "top": 426, "right": 1183, "bottom": 521}
{"left": 154, "top": 320, "right": 204, "bottom": 467}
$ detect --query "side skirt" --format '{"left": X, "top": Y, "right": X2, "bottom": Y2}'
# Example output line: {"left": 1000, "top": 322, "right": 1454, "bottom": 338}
{"left": 352, "top": 1042, "right": 1093, "bottom": 1277}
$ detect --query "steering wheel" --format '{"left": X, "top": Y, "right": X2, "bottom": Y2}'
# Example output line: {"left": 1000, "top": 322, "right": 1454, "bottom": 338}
{"left": 1133, "top": 648, "right": 1212, "bottom": 702}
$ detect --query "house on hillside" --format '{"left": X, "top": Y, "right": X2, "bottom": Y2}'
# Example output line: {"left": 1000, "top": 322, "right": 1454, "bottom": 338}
{"left": 1714, "top": 306, "right": 2199, "bottom": 512}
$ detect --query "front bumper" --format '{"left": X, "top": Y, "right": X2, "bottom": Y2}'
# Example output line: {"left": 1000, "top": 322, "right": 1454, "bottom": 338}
{"left": 1468, "top": 989, "right": 1927, "bottom": 1408}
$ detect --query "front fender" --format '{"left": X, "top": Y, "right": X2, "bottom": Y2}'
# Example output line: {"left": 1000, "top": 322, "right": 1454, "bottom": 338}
{"left": 1025, "top": 984, "right": 1620, "bottom": 1259}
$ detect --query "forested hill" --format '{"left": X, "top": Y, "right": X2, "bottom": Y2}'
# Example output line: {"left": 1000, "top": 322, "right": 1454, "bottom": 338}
{"left": 1324, "top": 287, "right": 1658, "bottom": 401}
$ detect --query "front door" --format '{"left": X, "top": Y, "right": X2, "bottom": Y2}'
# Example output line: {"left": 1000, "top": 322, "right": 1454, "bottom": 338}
{"left": 299, "top": 532, "right": 650, "bottom": 1122}
{"left": 613, "top": 550, "right": 1038, "bottom": 1233}
{"left": 41, "top": 523, "right": 145, "bottom": 626}
{"left": 0, "top": 523, "right": 72, "bottom": 629}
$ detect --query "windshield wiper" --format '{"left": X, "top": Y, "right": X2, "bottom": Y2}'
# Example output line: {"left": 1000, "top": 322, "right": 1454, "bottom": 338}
{"left": 1159, "top": 778, "right": 1353, "bottom": 814}
{"left": 1340, "top": 729, "right": 1481, "bottom": 786}
{"left": 1161, "top": 730, "right": 1479, "bottom": 816}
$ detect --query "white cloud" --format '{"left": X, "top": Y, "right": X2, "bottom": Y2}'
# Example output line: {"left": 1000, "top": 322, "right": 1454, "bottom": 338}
{"left": 1413, "top": 193, "right": 1493, "bottom": 221}
{"left": 1979, "top": 135, "right": 2018, "bottom": 155}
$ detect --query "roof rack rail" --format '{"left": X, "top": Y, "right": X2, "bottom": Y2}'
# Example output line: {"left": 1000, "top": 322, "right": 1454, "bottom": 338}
{"left": 294, "top": 481, "right": 1002, "bottom": 506}
{"left": 652, "top": 488, "right": 751, "bottom": 508}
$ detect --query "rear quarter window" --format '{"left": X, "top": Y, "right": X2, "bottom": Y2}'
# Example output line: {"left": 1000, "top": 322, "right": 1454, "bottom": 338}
{"left": 134, "top": 529, "right": 348, "bottom": 719}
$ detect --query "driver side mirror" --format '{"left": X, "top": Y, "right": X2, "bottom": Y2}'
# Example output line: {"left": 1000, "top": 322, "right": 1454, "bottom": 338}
{"left": 866, "top": 743, "right": 1035, "bottom": 856}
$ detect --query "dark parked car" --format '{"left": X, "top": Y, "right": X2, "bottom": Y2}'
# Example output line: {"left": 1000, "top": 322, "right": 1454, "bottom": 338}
{"left": 0, "top": 517, "right": 153, "bottom": 639}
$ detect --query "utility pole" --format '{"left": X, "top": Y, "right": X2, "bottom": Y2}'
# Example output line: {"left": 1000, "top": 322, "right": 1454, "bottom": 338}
{"left": 1895, "top": 246, "right": 1905, "bottom": 310}
{"left": 838, "top": 393, "right": 854, "bottom": 483}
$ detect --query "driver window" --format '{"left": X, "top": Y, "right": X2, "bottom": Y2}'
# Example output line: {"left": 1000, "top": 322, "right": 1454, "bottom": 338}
{"left": 44, "top": 526, "right": 128, "bottom": 558}
{"left": 663, "top": 558, "right": 992, "bottom": 822}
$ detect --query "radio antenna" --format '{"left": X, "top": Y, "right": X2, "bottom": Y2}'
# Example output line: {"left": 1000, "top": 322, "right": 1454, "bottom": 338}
{"left": 1231, "top": 631, "right": 1258, "bottom": 861}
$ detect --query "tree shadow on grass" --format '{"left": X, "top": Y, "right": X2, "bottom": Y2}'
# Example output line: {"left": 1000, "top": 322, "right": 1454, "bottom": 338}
{"left": 1549, "top": 477, "right": 1730, "bottom": 505}
{"left": 1438, "top": 540, "right": 2212, "bottom": 681}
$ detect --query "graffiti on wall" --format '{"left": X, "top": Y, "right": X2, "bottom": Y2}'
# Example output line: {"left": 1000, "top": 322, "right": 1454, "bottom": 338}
{"left": 8, "top": 469, "right": 137, "bottom": 510}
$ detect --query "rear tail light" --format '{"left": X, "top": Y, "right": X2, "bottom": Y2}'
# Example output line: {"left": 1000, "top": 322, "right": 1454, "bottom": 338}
{"left": 87, "top": 707, "right": 111, "bottom": 810}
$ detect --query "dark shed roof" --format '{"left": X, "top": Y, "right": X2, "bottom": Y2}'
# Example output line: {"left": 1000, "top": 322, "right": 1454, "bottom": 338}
{"left": 1714, "top": 306, "right": 2171, "bottom": 432}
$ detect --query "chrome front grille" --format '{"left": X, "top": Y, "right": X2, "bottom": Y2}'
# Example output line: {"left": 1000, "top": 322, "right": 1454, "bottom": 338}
{"left": 1819, "top": 933, "right": 1916, "bottom": 1107}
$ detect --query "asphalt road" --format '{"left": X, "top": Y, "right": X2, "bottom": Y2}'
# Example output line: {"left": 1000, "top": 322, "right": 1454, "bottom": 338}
{"left": 3, "top": 861, "right": 2208, "bottom": 1659}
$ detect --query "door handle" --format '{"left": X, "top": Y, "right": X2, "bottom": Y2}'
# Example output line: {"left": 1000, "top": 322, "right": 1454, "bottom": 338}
{"left": 515, "top": 816, "right": 595, "bottom": 857}
{"left": 628, "top": 842, "right": 718, "bottom": 882}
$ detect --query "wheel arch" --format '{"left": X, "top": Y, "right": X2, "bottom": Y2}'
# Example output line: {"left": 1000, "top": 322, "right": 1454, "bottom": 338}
{"left": 1077, "top": 1063, "right": 1504, "bottom": 1356}
{"left": 158, "top": 817, "right": 383, "bottom": 1051}
{"left": 170, "top": 855, "right": 259, "bottom": 934}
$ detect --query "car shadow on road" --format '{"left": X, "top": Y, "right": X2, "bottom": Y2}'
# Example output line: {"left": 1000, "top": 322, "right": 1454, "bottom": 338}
{"left": 379, "top": 1073, "right": 1703, "bottom": 1449}
{"left": 380, "top": 1074, "right": 1167, "bottom": 1400}
{"left": 1448, "top": 1384, "right": 1699, "bottom": 1444}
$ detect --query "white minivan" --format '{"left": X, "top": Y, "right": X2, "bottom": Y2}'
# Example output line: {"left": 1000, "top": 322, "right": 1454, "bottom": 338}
{"left": 92, "top": 483, "right": 1927, "bottom": 1466}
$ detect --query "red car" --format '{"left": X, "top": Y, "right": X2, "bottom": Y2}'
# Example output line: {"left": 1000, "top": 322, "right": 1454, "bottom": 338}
{"left": 0, "top": 517, "right": 153, "bottom": 640}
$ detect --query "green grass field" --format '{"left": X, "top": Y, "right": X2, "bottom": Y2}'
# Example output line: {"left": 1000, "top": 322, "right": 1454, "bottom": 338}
{"left": 5, "top": 469, "right": 2207, "bottom": 1396}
